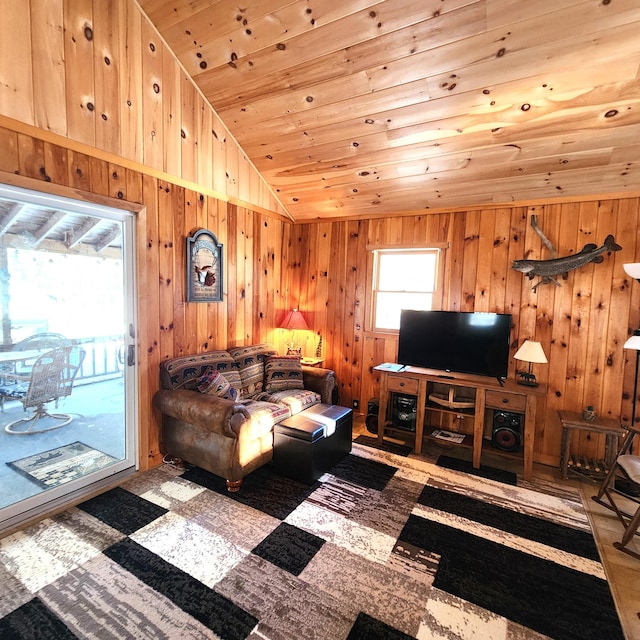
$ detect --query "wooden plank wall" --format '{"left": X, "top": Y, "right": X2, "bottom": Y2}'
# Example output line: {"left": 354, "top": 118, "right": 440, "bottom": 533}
{"left": 0, "top": 0, "right": 287, "bottom": 218}
{"left": 0, "top": 125, "right": 290, "bottom": 471}
{"left": 288, "top": 201, "right": 640, "bottom": 466}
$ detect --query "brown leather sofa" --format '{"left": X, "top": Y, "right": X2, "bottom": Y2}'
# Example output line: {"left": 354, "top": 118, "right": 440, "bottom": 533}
{"left": 153, "top": 344, "right": 337, "bottom": 491}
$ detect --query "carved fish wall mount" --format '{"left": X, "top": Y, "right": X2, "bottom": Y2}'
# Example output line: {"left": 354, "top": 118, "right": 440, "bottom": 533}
{"left": 512, "top": 234, "right": 622, "bottom": 291}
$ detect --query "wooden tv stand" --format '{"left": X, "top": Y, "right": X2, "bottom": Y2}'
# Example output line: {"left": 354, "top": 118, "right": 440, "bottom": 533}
{"left": 374, "top": 364, "right": 547, "bottom": 480}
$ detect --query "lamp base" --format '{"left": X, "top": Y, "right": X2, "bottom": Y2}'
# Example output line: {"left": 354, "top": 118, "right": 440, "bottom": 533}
{"left": 286, "top": 346, "right": 302, "bottom": 356}
{"left": 516, "top": 371, "right": 538, "bottom": 387}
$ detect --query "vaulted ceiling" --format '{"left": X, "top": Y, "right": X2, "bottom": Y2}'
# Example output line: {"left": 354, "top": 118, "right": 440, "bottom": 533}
{"left": 137, "top": 0, "right": 640, "bottom": 221}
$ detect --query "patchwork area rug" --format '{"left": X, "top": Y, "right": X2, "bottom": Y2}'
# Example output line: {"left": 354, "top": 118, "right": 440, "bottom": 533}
{"left": 6, "top": 442, "right": 117, "bottom": 490}
{"left": 353, "top": 434, "right": 413, "bottom": 457}
{"left": 436, "top": 453, "right": 518, "bottom": 485}
{"left": 0, "top": 442, "right": 624, "bottom": 640}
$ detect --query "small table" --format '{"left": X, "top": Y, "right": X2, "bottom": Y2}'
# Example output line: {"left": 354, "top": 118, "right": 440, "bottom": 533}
{"left": 0, "top": 348, "right": 52, "bottom": 364}
{"left": 558, "top": 410, "right": 626, "bottom": 480}
{"left": 0, "top": 348, "right": 52, "bottom": 383}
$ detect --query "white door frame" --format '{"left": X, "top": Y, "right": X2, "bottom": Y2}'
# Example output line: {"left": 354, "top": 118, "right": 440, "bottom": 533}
{"left": 0, "top": 183, "right": 138, "bottom": 533}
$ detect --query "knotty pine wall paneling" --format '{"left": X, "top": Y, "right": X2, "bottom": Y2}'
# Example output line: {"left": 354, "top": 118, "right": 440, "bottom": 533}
{"left": 64, "top": 0, "right": 95, "bottom": 147}
{"left": 288, "top": 201, "right": 640, "bottom": 466}
{"left": 0, "top": 125, "right": 289, "bottom": 471}
{"left": 139, "top": 172, "right": 161, "bottom": 466}
{"left": 0, "top": 0, "right": 286, "bottom": 218}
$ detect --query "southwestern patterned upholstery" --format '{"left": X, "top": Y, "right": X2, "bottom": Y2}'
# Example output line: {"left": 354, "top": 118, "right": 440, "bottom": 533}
{"left": 159, "top": 350, "right": 241, "bottom": 392}
{"left": 228, "top": 344, "right": 278, "bottom": 397}
{"left": 153, "top": 344, "right": 337, "bottom": 491}
{"left": 263, "top": 355, "right": 305, "bottom": 393}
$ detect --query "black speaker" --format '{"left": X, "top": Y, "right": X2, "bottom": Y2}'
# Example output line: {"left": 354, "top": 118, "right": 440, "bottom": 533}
{"left": 393, "top": 394, "right": 416, "bottom": 431}
{"left": 366, "top": 398, "right": 379, "bottom": 434}
{"left": 492, "top": 411, "right": 522, "bottom": 451}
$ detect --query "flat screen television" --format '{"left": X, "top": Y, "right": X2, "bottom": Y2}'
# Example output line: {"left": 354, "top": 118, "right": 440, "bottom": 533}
{"left": 397, "top": 310, "right": 512, "bottom": 380}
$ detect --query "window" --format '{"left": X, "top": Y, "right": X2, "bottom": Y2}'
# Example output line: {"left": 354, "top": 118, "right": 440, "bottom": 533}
{"left": 371, "top": 248, "right": 440, "bottom": 331}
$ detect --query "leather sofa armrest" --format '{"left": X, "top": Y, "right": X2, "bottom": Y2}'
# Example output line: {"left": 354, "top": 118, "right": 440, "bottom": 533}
{"left": 302, "top": 366, "right": 337, "bottom": 404}
{"left": 153, "top": 389, "right": 250, "bottom": 438}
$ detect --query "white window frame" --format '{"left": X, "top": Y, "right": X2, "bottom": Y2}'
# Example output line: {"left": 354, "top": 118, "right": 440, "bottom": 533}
{"left": 367, "top": 246, "right": 445, "bottom": 333}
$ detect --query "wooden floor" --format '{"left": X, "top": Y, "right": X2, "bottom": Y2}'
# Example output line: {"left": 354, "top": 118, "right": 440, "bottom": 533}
{"left": 351, "top": 416, "right": 640, "bottom": 640}
{"left": 581, "top": 483, "right": 640, "bottom": 640}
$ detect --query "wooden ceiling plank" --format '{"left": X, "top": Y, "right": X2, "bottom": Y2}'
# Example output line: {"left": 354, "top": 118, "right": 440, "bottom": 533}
{"left": 236, "top": 68, "right": 639, "bottom": 159}
{"left": 31, "top": 211, "right": 67, "bottom": 246}
{"left": 0, "top": 204, "right": 26, "bottom": 237}
{"left": 387, "top": 82, "right": 640, "bottom": 147}
{"left": 220, "top": 71, "right": 374, "bottom": 124}
{"left": 265, "top": 119, "right": 640, "bottom": 178}
{"left": 428, "top": 21, "right": 640, "bottom": 101}
{"left": 161, "top": 0, "right": 380, "bottom": 59}
{"left": 64, "top": 217, "right": 102, "bottom": 248}
{"left": 287, "top": 164, "right": 640, "bottom": 220}
{"left": 251, "top": 93, "right": 640, "bottom": 175}
{"left": 281, "top": 156, "right": 602, "bottom": 202}
{"left": 371, "top": 18, "right": 640, "bottom": 96}
{"left": 273, "top": 147, "right": 614, "bottom": 197}
{"left": 485, "top": 0, "right": 585, "bottom": 30}
{"left": 185, "top": 0, "right": 479, "bottom": 79}
{"left": 314, "top": 162, "right": 640, "bottom": 209}
{"left": 216, "top": 13, "right": 639, "bottom": 138}
{"left": 610, "top": 143, "right": 640, "bottom": 165}
{"left": 198, "top": 0, "right": 637, "bottom": 106}
{"left": 199, "top": 1, "right": 486, "bottom": 109}
{"left": 94, "top": 224, "right": 122, "bottom": 253}
{"left": 136, "top": 0, "right": 227, "bottom": 33}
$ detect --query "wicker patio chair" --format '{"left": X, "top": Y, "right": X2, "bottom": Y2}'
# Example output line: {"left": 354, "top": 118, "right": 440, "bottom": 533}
{"left": 11, "top": 332, "right": 73, "bottom": 378}
{"left": 3, "top": 345, "right": 85, "bottom": 435}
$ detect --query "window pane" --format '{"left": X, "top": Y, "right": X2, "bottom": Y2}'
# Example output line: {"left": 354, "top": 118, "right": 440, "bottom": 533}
{"left": 378, "top": 252, "right": 436, "bottom": 292}
{"left": 375, "top": 292, "right": 432, "bottom": 330}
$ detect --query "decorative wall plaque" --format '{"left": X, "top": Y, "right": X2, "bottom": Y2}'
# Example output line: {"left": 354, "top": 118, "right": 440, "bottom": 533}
{"left": 186, "top": 229, "right": 223, "bottom": 302}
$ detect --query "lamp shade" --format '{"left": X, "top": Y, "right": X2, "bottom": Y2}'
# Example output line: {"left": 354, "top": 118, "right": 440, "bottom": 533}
{"left": 623, "top": 263, "right": 640, "bottom": 281}
{"left": 514, "top": 340, "right": 548, "bottom": 364}
{"left": 624, "top": 334, "right": 640, "bottom": 351}
{"left": 279, "top": 309, "right": 309, "bottom": 331}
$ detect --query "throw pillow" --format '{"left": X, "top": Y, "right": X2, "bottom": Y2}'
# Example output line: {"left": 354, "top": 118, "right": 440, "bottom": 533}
{"left": 196, "top": 368, "right": 239, "bottom": 401}
{"left": 264, "top": 355, "right": 304, "bottom": 393}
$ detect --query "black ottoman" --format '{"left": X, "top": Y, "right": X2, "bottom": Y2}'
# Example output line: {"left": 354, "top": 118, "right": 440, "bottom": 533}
{"left": 273, "top": 404, "right": 353, "bottom": 484}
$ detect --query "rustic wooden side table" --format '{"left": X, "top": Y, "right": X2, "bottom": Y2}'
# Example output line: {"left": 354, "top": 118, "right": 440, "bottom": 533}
{"left": 558, "top": 410, "right": 626, "bottom": 480}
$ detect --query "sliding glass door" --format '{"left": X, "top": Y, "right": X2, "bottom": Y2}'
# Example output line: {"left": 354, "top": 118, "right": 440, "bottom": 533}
{"left": 0, "top": 184, "right": 137, "bottom": 533}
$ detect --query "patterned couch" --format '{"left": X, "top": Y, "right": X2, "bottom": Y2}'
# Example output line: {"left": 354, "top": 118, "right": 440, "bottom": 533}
{"left": 153, "top": 344, "right": 337, "bottom": 491}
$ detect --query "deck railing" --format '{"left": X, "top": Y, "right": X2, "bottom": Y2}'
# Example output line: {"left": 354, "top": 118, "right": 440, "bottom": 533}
{"left": 73, "top": 335, "right": 125, "bottom": 382}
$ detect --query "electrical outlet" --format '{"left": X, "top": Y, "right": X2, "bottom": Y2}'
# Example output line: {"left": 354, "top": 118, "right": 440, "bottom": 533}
{"left": 352, "top": 399, "right": 359, "bottom": 410}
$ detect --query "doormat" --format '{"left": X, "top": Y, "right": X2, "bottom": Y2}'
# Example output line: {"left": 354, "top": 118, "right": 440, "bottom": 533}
{"left": 7, "top": 441, "right": 117, "bottom": 489}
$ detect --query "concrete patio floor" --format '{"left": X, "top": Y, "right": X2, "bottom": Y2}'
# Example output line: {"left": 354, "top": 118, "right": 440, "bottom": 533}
{"left": 0, "top": 376, "right": 126, "bottom": 510}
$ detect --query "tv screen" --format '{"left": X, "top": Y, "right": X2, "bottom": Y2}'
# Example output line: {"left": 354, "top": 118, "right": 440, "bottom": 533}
{"left": 397, "top": 310, "right": 512, "bottom": 379}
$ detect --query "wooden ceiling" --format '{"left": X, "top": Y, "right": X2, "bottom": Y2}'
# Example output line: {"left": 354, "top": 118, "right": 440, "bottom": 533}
{"left": 138, "top": 0, "right": 640, "bottom": 221}
{"left": 0, "top": 199, "right": 122, "bottom": 257}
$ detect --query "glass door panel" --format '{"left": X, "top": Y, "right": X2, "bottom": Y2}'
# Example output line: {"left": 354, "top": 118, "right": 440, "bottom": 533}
{"left": 0, "top": 184, "right": 137, "bottom": 532}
